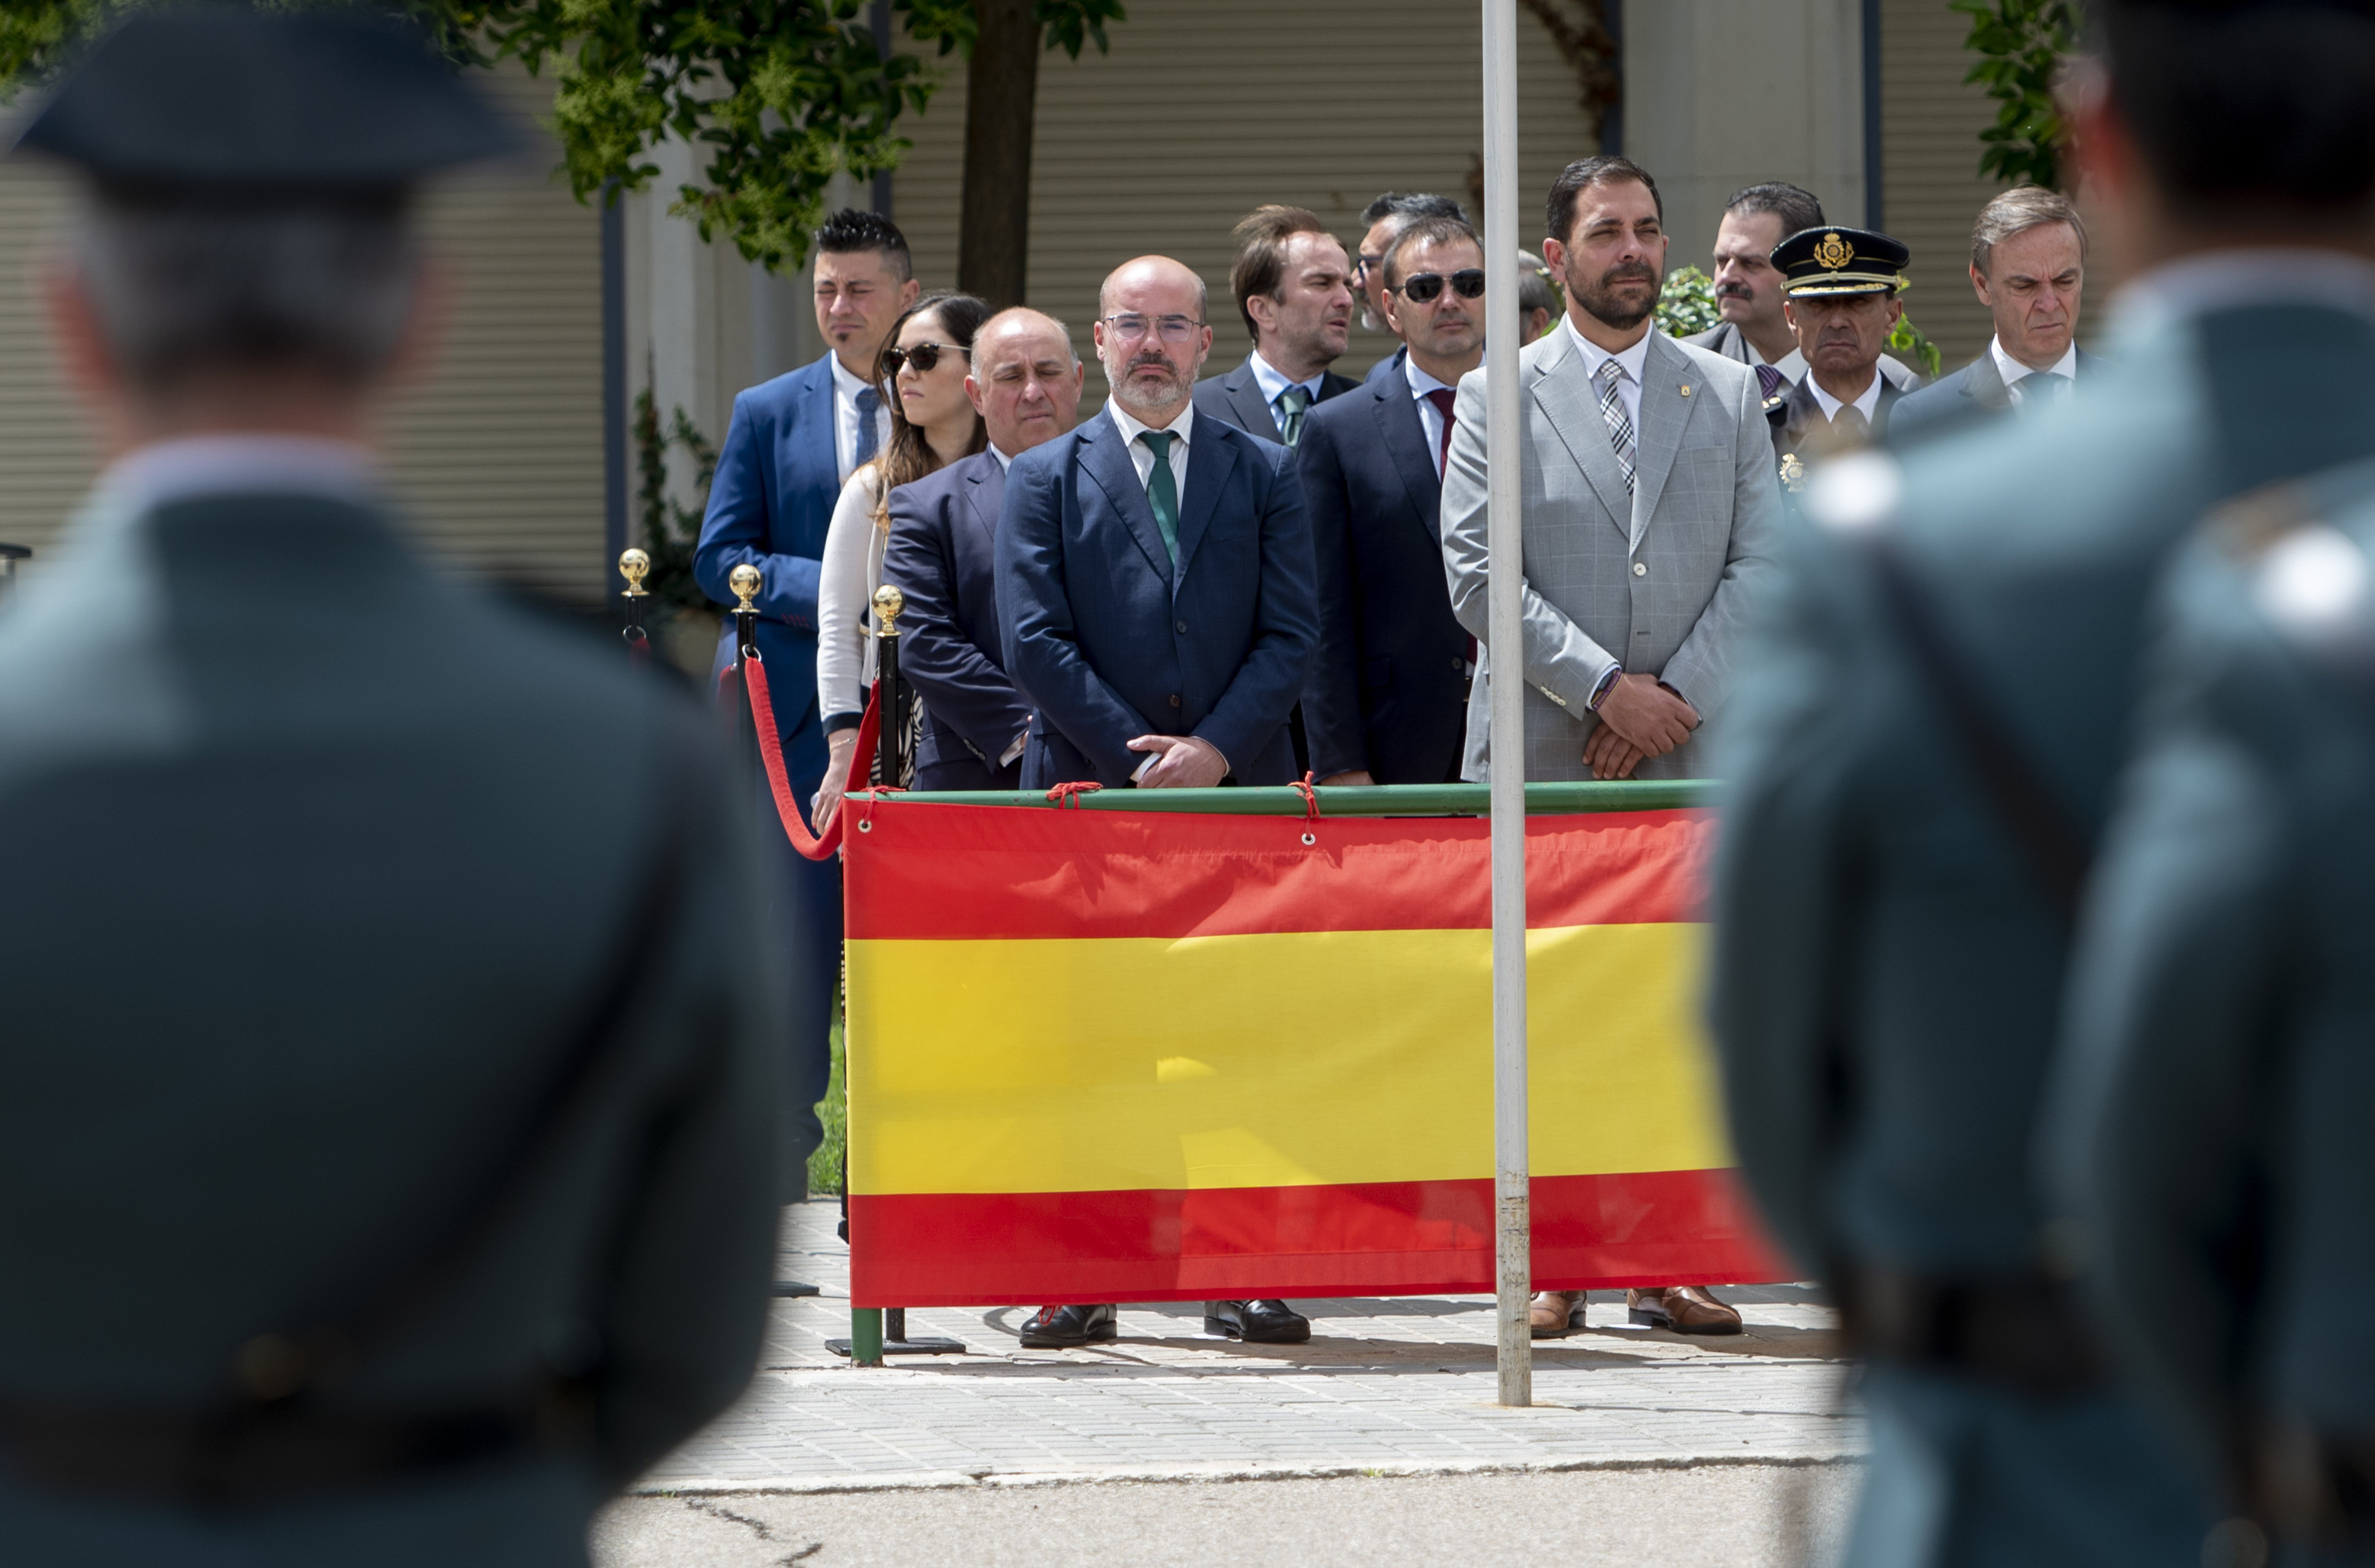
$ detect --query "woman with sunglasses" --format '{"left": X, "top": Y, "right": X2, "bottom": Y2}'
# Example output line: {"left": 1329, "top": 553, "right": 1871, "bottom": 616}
{"left": 814, "top": 291, "right": 990, "bottom": 829}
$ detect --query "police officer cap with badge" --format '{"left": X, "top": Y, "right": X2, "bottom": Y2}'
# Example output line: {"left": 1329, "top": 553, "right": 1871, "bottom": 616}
{"left": 1762, "top": 225, "right": 1914, "bottom": 490}
{"left": 0, "top": 7, "right": 784, "bottom": 1557}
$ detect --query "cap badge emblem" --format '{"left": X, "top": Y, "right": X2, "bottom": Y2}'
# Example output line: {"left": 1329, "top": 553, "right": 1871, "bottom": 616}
{"left": 1812, "top": 231, "right": 1854, "bottom": 271}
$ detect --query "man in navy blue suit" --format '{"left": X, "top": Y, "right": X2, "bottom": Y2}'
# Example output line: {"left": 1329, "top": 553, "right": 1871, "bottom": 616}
{"left": 995, "top": 255, "right": 1320, "bottom": 1350}
{"left": 1301, "top": 212, "right": 1486, "bottom": 786}
{"left": 1191, "top": 205, "right": 1359, "bottom": 448}
{"left": 882, "top": 308, "right": 1084, "bottom": 790}
{"left": 694, "top": 209, "right": 919, "bottom": 1191}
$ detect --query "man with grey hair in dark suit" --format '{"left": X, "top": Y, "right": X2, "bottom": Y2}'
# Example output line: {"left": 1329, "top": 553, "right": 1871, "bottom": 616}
{"left": 1892, "top": 185, "right": 2108, "bottom": 442}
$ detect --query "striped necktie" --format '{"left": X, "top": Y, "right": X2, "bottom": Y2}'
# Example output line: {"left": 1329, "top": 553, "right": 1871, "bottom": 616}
{"left": 1595, "top": 358, "right": 1636, "bottom": 495}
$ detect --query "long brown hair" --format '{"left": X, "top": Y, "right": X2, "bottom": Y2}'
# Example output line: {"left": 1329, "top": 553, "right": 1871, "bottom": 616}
{"left": 868, "top": 291, "right": 990, "bottom": 528}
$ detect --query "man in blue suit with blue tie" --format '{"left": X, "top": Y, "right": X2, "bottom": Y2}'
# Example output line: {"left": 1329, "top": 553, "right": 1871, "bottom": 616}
{"left": 996, "top": 256, "right": 1319, "bottom": 1350}
{"left": 882, "top": 307, "right": 1085, "bottom": 790}
{"left": 1301, "top": 211, "right": 1487, "bottom": 786}
{"left": 695, "top": 209, "right": 919, "bottom": 1191}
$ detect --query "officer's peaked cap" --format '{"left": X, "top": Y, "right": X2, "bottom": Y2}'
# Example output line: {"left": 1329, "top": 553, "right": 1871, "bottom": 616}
{"left": 10, "top": 4, "right": 516, "bottom": 193}
{"left": 1771, "top": 226, "right": 1911, "bottom": 297}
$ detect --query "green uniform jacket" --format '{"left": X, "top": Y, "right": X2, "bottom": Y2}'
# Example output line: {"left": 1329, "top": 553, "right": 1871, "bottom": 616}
{"left": 0, "top": 485, "right": 784, "bottom": 1563}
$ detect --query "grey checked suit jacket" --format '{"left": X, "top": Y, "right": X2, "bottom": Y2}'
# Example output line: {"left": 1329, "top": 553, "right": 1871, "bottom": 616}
{"left": 1441, "top": 326, "right": 1783, "bottom": 781}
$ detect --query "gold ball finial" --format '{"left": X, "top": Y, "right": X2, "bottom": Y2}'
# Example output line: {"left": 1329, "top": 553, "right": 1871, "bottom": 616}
{"left": 618, "top": 548, "right": 650, "bottom": 597}
{"left": 728, "top": 563, "right": 763, "bottom": 613}
{"left": 872, "top": 583, "right": 905, "bottom": 630}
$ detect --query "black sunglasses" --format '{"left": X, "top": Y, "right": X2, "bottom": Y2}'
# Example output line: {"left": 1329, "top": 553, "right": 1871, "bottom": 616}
{"left": 1395, "top": 269, "right": 1486, "bottom": 304}
{"left": 882, "top": 341, "right": 969, "bottom": 376}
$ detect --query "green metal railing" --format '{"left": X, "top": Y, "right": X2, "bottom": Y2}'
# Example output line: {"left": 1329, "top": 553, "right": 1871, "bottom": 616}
{"left": 860, "top": 779, "right": 1722, "bottom": 815}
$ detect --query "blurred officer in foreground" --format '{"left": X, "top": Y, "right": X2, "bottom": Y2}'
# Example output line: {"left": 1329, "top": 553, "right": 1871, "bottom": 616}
{"left": 2056, "top": 489, "right": 2375, "bottom": 1568}
{"left": 0, "top": 8, "right": 782, "bottom": 1562}
{"left": 1708, "top": 0, "right": 2375, "bottom": 1559}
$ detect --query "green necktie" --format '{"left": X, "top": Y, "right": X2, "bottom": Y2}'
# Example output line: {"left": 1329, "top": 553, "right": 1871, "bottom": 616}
{"left": 1275, "top": 385, "right": 1311, "bottom": 448}
{"left": 1138, "top": 429, "right": 1180, "bottom": 567}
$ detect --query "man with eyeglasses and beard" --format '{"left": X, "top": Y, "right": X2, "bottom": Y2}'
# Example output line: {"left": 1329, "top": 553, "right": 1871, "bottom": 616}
{"left": 1440, "top": 156, "right": 1781, "bottom": 1334}
{"left": 995, "top": 255, "right": 1319, "bottom": 1351}
{"left": 1300, "top": 212, "right": 1489, "bottom": 788}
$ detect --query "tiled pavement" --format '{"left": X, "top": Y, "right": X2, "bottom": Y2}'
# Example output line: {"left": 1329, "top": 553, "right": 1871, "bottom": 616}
{"left": 636, "top": 1202, "right": 1865, "bottom": 1494}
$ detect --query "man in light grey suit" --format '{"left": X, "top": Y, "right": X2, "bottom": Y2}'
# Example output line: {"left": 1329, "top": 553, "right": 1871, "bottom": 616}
{"left": 1441, "top": 154, "right": 1780, "bottom": 1339}
{"left": 1442, "top": 155, "right": 1782, "bottom": 793}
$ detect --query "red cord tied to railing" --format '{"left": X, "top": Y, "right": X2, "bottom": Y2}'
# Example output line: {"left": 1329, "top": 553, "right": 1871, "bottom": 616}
{"left": 1044, "top": 781, "right": 1103, "bottom": 808}
{"left": 1290, "top": 771, "right": 1322, "bottom": 846}
{"left": 731, "top": 650, "right": 880, "bottom": 861}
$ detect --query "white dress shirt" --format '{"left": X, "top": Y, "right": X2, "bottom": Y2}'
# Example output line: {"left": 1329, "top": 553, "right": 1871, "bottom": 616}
{"left": 1106, "top": 399, "right": 1196, "bottom": 512}
{"left": 1561, "top": 314, "right": 1650, "bottom": 434}
{"left": 1246, "top": 350, "right": 1327, "bottom": 432}
{"left": 1405, "top": 354, "right": 1460, "bottom": 478}
{"left": 1990, "top": 335, "right": 2078, "bottom": 407}
{"left": 1805, "top": 369, "right": 1885, "bottom": 428}
{"left": 990, "top": 445, "right": 1013, "bottom": 471}
{"left": 829, "top": 354, "right": 894, "bottom": 484}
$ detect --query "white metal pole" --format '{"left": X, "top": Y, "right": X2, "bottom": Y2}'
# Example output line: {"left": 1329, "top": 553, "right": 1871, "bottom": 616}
{"left": 1480, "top": 0, "right": 1529, "bottom": 1409}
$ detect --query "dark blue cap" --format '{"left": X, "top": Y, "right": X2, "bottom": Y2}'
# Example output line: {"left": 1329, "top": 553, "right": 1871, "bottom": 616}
{"left": 10, "top": 4, "right": 515, "bottom": 193}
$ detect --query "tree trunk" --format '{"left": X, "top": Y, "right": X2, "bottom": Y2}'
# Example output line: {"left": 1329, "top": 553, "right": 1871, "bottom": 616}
{"left": 957, "top": 0, "right": 1038, "bottom": 308}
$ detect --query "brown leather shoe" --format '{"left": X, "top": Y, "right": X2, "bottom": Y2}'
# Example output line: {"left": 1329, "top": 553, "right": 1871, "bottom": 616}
{"left": 1528, "top": 1290, "right": 1584, "bottom": 1338}
{"left": 1627, "top": 1285, "right": 1743, "bottom": 1335}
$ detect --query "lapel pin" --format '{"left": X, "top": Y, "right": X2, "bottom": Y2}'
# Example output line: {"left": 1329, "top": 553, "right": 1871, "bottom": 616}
{"left": 1679, "top": 384, "right": 1692, "bottom": 396}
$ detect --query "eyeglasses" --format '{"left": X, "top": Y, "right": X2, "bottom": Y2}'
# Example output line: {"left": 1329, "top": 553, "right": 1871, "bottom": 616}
{"left": 881, "top": 341, "right": 969, "bottom": 376}
{"left": 1356, "top": 254, "right": 1386, "bottom": 279}
{"left": 1394, "top": 269, "right": 1487, "bottom": 304}
{"left": 1102, "top": 314, "right": 1204, "bottom": 344}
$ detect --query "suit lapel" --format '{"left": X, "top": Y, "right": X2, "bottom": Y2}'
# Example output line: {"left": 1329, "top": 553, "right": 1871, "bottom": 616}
{"left": 1526, "top": 331, "right": 1635, "bottom": 542}
{"left": 1077, "top": 416, "right": 1175, "bottom": 582}
{"left": 1627, "top": 334, "right": 1691, "bottom": 546}
{"left": 800, "top": 357, "right": 839, "bottom": 476}
{"left": 1172, "top": 421, "right": 1243, "bottom": 581}
{"left": 1227, "top": 360, "right": 1283, "bottom": 440}
{"left": 1373, "top": 377, "right": 1444, "bottom": 540}
{"left": 961, "top": 459, "right": 1003, "bottom": 552}
{"left": 1963, "top": 350, "right": 2012, "bottom": 411}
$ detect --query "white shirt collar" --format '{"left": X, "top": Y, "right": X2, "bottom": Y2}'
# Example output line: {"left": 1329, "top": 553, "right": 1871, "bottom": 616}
{"left": 1247, "top": 350, "right": 1325, "bottom": 410}
{"left": 1561, "top": 313, "right": 1652, "bottom": 386}
{"left": 828, "top": 353, "right": 878, "bottom": 402}
{"left": 1805, "top": 370, "right": 1884, "bottom": 425}
{"left": 1403, "top": 354, "right": 1458, "bottom": 399}
{"left": 94, "top": 434, "right": 381, "bottom": 515}
{"left": 1107, "top": 397, "right": 1195, "bottom": 449}
{"left": 1990, "top": 334, "right": 2078, "bottom": 386}
{"left": 2111, "top": 248, "right": 2375, "bottom": 345}
{"left": 989, "top": 444, "right": 1014, "bottom": 471}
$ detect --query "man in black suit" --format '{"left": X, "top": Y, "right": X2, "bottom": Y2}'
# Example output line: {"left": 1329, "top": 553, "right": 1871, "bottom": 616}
{"left": 1191, "top": 205, "right": 1359, "bottom": 448}
{"left": 1301, "top": 213, "right": 1485, "bottom": 786}
{"left": 883, "top": 308, "right": 1085, "bottom": 790}
{"left": 1355, "top": 192, "right": 1472, "bottom": 386}
{"left": 1764, "top": 226, "right": 1920, "bottom": 472}
{"left": 1892, "top": 186, "right": 2104, "bottom": 441}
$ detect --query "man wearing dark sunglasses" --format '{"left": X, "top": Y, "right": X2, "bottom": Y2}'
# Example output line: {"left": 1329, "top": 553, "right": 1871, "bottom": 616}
{"left": 1192, "top": 205, "right": 1358, "bottom": 450}
{"left": 1299, "top": 214, "right": 1489, "bottom": 789}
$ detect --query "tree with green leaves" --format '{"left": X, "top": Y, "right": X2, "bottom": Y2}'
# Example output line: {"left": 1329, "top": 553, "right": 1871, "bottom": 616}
{"left": 2, "top": 0, "right": 1121, "bottom": 287}
{"left": 1952, "top": 0, "right": 2082, "bottom": 190}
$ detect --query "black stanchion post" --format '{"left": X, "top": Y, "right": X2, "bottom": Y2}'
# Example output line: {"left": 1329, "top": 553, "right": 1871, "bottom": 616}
{"left": 872, "top": 583, "right": 906, "bottom": 788}
{"left": 618, "top": 548, "right": 651, "bottom": 658}
{"left": 0, "top": 542, "right": 28, "bottom": 599}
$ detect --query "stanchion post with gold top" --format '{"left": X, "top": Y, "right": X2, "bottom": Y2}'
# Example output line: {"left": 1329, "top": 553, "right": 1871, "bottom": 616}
{"left": 618, "top": 548, "right": 651, "bottom": 657}
{"left": 872, "top": 583, "right": 906, "bottom": 788}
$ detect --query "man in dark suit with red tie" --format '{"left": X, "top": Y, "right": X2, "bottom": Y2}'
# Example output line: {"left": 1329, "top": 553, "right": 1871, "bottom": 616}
{"left": 882, "top": 308, "right": 1084, "bottom": 790}
{"left": 1299, "top": 214, "right": 1487, "bottom": 786}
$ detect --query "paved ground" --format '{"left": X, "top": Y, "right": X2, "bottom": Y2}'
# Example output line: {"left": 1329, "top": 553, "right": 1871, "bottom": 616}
{"left": 627, "top": 1201, "right": 1863, "bottom": 1497}
{"left": 596, "top": 1464, "right": 1863, "bottom": 1566}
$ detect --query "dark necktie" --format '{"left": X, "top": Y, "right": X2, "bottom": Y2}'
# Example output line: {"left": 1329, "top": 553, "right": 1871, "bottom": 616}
{"left": 1138, "top": 430, "right": 1180, "bottom": 567}
{"left": 853, "top": 385, "right": 882, "bottom": 467}
{"left": 1831, "top": 405, "right": 1871, "bottom": 445}
{"left": 1275, "top": 385, "right": 1311, "bottom": 448}
{"left": 1754, "top": 363, "right": 1786, "bottom": 401}
{"left": 1425, "top": 388, "right": 1458, "bottom": 476}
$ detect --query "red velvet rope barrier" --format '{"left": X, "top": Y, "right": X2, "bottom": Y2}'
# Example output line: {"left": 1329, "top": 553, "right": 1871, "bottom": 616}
{"left": 731, "top": 651, "right": 880, "bottom": 862}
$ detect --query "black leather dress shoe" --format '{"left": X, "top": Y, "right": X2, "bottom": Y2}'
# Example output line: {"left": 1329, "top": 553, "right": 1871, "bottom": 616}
{"left": 1018, "top": 1303, "right": 1118, "bottom": 1348}
{"left": 1203, "top": 1299, "right": 1310, "bottom": 1344}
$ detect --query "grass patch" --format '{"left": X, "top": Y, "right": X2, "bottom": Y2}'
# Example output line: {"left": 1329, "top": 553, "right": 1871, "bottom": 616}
{"left": 808, "top": 1007, "right": 846, "bottom": 1197}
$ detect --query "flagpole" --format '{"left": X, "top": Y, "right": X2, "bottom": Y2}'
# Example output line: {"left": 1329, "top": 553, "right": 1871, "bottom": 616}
{"left": 1481, "top": 0, "right": 1530, "bottom": 1409}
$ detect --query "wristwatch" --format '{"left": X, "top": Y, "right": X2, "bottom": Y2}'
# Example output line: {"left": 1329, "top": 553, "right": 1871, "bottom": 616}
{"left": 1585, "top": 665, "right": 1623, "bottom": 712}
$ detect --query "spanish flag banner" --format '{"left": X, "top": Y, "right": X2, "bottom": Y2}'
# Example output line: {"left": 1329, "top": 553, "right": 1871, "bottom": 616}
{"left": 842, "top": 798, "right": 1787, "bottom": 1307}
